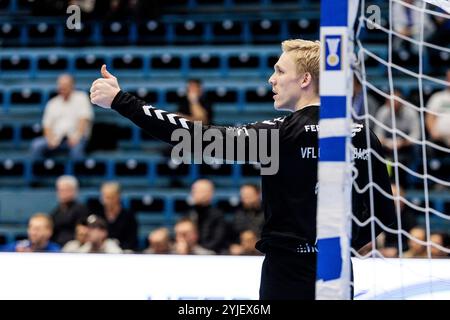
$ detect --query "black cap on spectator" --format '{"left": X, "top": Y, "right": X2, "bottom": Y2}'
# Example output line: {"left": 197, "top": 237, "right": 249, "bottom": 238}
{"left": 86, "top": 214, "right": 108, "bottom": 230}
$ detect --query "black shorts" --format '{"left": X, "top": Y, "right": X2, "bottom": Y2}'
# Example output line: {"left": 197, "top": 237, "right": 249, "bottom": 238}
{"left": 259, "top": 252, "right": 317, "bottom": 300}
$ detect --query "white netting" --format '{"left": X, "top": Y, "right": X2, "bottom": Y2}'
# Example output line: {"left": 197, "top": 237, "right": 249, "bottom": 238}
{"left": 351, "top": 0, "right": 450, "bottom": 299}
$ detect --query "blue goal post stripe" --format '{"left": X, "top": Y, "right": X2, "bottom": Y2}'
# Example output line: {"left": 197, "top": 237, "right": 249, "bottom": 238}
{"left": 320, "top": 96, "right": 347, "bottom": 119}
{"left": 321, "top": 0, "right": 348, "bottom": 27}
{"left": 319, "top": 137, "right": 346, "bottom": 162}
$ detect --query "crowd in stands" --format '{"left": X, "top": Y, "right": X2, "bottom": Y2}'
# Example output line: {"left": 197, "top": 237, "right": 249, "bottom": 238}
{"left": 1, "top": 0, "right": 449, "bottom": 260}
{"left": 1, "top": 61, "right": 448, "bottom": 258}
{"left": 0, "top": 175, "right": 265, "bottom": 256}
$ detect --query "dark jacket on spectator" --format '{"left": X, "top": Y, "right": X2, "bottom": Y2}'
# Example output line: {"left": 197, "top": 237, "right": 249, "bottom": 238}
{"left": 189, "top": 205, "right": 227, "bottom": 253}
{"left": 232, "top": 206, "right": 264, "bottom": 242}
{"left": 51, "top": 201, "right": 89, "bottom": 246}
{"left": 98, "top": 207, "right": 138, "bottom": 251}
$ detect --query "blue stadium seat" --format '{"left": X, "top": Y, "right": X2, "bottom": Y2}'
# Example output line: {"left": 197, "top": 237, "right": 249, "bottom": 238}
{"left": 130, "top": 195, "right": 165, "bottom": 213}
{"left": 32, "top": 159, "right": 66, "bottom": 178}
{"left": 102, "top": 21, "right": 130, "bottom": 46}
{"left": 20, "top": 122, "right": 42, "bottom": 141}
{"left": 115, "top": 159, "right": 148, "bottom": 177}
{"left": 28, "top": 22, "right": 57, "bottom": 45}
{"left": 206, "top": 88, "right": 238, "bottom": 103}
{"left": 128, "top": 88, "right": 159, "bottom": 104}
{"left": 156, "top": 161, "right": 190, "bottom": 178}
{"left": 136, "top": 21, "right": 166, "bottom": 45}
{"left": 74, "top": 159, "right": 108, "bottom": 178}
{"left": 288, "top": 18, "right": 320, "bottom": 36}
{"left": 212, "top": 20, "right": 243, "bottom": 43}
{"left": 10, "top": 88, "right": 41, "bottom": 104}
{"left": 0, "top": 124, "right": 13, "bottom": 141}
{"left": 174, "top": 21, "right": 204, "bottom": 44}
{"left": 112, "top": 55, "right": 143, "bottom": 70}
{"left": 1, "top": 55, "right": 30, "bottom": 71}
{"left": 63, "top": 22, "right": 94, "bottom": 46}
{"left": 151, "top": 54, "right": 182, "bottom": 70}
{"left": 37, "top": 55, "right": 68, "bottom": 71}
{"left": 228, "top": 53, "right": 259, "bottom": 69}
{"left": 199, "top": 163, "right": 233, "bottom": 176}
{"left": 245, "top": 87, "right": 272, "bottom": 103}
{"left": 0, "top": 22, "right": 21, "bottom": 45}
{"left": 0, "top": 158, "right": 24, "bottom": 177}
{"left": 189, "top": 54, "right": 221, "bottom": 69}
{"left": 250, "top": 20, "right": 282, "bottom": 43}
{"left": 75, "top": 55, "right": 106, "bottom": 70}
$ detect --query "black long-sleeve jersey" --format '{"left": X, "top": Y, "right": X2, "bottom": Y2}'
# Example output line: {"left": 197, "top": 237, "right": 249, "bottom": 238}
{"left": 111, "top": 91, "right": 396, "bottom": 254}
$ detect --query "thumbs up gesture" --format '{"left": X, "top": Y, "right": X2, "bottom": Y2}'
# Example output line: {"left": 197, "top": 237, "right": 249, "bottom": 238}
{"left": 90, "top": 64, "right": 121, "bottom": 108}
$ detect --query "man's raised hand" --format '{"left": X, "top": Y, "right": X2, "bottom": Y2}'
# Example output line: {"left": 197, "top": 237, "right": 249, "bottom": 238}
{"left": 90, "top": 64, "right": 121, "bottom": 108}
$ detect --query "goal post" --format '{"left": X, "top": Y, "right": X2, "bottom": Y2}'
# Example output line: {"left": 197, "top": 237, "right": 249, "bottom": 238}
{"left": 316, "top": 0, "right": 357, "bottom": 300}
{"left": 317, "top": 0, "right": 450, "bottom": 300}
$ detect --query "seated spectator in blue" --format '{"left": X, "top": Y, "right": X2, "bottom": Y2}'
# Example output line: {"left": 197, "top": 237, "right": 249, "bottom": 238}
{"left": 30, "top": 74, "right": 94, "bottom": 160}
{"left": 93, "top": 181, "right": 138, "bottom": 251}
{"left": 177, "top": 79, "right": 213, "bottom": 124}
{"left": 188, "top": 179, "right": 228, "bottom": 253}
{"left": 231, "top": 184, "right": 264, "bottom": 243}
{"left": 76, "top": 215, "right": 123, "bottom": 254}
{"left": 0, "top": 213, "right": 60, "bottom": 253}
{"left": 51, "top": 175, "right": 89, "bottom": 246}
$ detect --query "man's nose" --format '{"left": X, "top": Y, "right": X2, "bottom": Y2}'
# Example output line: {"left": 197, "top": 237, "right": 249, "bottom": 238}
{"left": 268, "top": 74, "right": 275, "bottom": 85}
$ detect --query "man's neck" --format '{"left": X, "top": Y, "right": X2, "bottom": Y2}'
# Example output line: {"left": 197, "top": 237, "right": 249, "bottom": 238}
{"left": 294, "top": 96, "right": 321, "bottom": 111}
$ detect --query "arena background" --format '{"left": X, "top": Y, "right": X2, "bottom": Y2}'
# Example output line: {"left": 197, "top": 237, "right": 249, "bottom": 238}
{"left": 0, "top": 0, "right": 449, "bottom": 300}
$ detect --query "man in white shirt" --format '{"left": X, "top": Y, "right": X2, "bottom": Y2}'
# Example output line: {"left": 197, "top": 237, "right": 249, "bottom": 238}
{"left": 30, "top": 74, "right": 94, "bottom": 160}
{"left": 426, "top": 69, "right": 450, "bottom": 149}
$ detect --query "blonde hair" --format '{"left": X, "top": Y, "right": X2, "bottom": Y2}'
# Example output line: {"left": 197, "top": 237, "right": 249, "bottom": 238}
{"left": 281, "top": 39, "right": 321, "bottom": 92}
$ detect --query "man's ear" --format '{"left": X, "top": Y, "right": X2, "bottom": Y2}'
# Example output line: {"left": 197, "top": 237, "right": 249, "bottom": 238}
{"left": 299, "top": 72, "right": 312, "bottom": 89}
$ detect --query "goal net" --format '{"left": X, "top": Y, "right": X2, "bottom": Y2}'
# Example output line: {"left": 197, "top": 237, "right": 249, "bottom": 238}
{"left": 317, "top": 0, "right": 450, "bottom": 299}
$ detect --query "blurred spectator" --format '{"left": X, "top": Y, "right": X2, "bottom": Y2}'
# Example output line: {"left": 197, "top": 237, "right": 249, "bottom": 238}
{"left": 77, "top": 215, "right": 123, "bottom": 253}
{"left": 374, "top": 89, "right": 420, "bottom": 176}
{"left": 231, "top": 184, "right": 264, "bottom": 243}
{"left": 143, "top": 227, "right": 171, "bottom": 254}
{"left": 229, "top": 230, "right": 262, "bottom": 256}
{"left": 392, "top": 0, "right": 435, "bottom": 53}
{"left": 426, "top": 69, "right": 450, "bottom": 151}
{"left": 379, "top": 184, "right": 419, "bottom": 257}
{"left": 94, "top": 182, "right": 138, "bottom": 251}
{"left": 352, "top": 73, "right": 379, "bottom": 127}
{"left": 403, "top": 227, "right": 427, "bottom": 258}
{"left": 177, "top": 79, "right": 213, "bottom": 124}
{"left": 188, "top": 179, "right": 228, "bottom": 253}
{"left": 427, "top": 6, "right": 450, "bottom": 48}
{"left": 430, "top": 233, "right": 448, "bottom": 258}
{"left": 50, "top": 175, "right": 89, "bottom": 246}
{"left": 172, "top": 218, "right": 214, "bottom": 255}
{"left": 0, "top": 214, "right": 60, "bottom": 253}
{"left": 30, "top": 74, "right": 93, "bottom": 161}
{"left": 62, "top": 218, "right": 89, "bottom": 253}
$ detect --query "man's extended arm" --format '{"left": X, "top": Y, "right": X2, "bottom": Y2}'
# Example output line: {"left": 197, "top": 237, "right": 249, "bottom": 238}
{"left": 90, "top": 65, "right": 283, "bottom": 166}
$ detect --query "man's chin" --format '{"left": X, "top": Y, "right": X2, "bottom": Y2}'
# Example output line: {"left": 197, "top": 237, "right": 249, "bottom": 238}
{"left": 273, "top": 103, "right": 291, "bottom": 112}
